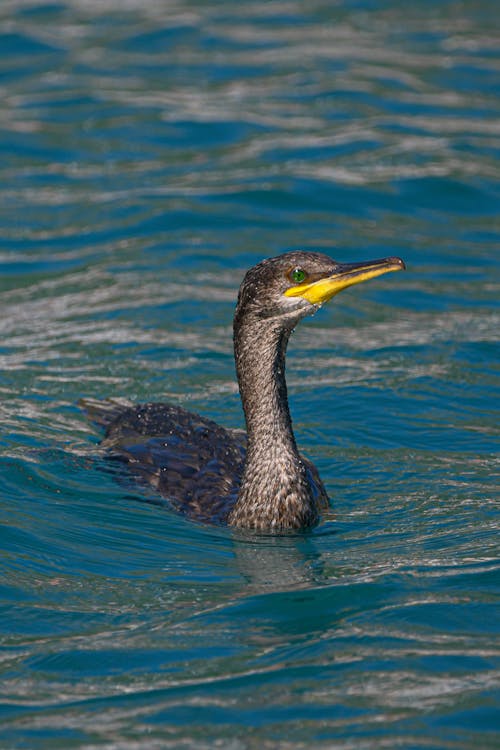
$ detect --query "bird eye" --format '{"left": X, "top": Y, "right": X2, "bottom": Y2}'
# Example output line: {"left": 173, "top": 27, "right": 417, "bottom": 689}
{"left": 290, "top": 267, "right": 307, "bottom": 284}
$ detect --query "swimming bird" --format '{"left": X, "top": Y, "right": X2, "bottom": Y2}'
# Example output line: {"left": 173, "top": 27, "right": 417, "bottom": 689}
{"left": 81, "top": 251, "right": 404, "bottom": 531}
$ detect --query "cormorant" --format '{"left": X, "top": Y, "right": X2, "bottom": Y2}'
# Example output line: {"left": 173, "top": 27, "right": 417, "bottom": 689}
{"left": 81, "top": 251, "right": 404, "bottom": 531}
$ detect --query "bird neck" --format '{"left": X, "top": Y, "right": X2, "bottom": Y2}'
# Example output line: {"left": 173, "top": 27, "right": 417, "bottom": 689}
{"left": 236, "top": 317, "right": 295, "bottom": 451}
{"left": 229, "top": 315, "right": 319, "bottom": 530}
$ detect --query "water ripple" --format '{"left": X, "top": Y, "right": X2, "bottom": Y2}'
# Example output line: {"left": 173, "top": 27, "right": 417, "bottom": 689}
{"left": 0, "top": 1, "right": 499, "bottom": 748}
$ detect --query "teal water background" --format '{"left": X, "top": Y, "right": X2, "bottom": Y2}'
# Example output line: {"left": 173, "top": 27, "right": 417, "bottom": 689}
{"left": 1, "top": 1, "right": 499, "bottom": 748}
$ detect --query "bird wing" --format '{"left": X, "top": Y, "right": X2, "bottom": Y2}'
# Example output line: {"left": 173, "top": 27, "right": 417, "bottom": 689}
{"left": 80, "top": 398, "right": 246, "bottom": 523}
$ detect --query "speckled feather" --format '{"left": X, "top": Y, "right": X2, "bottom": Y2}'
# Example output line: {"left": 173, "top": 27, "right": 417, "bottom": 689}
{"left": 81, "top": 397, "right": 327, "bottom": 527}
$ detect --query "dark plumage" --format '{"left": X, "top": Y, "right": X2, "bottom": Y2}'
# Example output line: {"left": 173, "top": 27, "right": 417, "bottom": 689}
{"left": 81, "top": 250, "right": 404, "bottom": 531}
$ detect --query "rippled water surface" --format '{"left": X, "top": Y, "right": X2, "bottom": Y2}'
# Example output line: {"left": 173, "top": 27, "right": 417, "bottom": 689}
{"left": 1, "top": 1, "right": 499, "bottom": 748}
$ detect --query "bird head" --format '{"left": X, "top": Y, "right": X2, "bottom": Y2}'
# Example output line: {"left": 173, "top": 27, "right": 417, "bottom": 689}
{"left": 236, "top": 250, "right": 405, "bottom": 324}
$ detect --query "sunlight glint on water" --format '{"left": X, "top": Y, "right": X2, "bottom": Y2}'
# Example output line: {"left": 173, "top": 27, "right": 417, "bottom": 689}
{"left": 0, "top": 1, "right": 499, "bottom": 748}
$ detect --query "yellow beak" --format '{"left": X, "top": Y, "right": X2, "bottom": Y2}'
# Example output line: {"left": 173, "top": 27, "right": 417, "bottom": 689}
{"left": 284, "top": 256, "right": 405, "bottom": 305}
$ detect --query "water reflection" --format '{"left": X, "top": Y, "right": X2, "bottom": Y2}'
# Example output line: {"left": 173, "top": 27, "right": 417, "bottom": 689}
{"left": 229, "top": 531, "right": 328, "bottom": 590}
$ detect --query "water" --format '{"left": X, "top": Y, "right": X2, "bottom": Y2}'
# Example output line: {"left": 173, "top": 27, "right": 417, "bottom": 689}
{"left": 1, "top": 0, "right": 499, "bottom": 747}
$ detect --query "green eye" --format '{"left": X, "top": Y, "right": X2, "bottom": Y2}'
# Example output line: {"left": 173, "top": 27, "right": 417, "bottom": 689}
{"left": 290, "top": 267, "right": 307, "bottom": 284}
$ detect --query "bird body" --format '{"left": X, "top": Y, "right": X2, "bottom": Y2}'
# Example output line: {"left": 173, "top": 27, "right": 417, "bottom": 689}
{"left": 82, "top": 251, "right": 404, "bottom": 531}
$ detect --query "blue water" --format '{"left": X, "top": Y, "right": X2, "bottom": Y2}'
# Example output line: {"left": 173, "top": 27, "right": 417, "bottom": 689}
{"left": 1, "top": 1, "right": 499, "bottom": 747}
